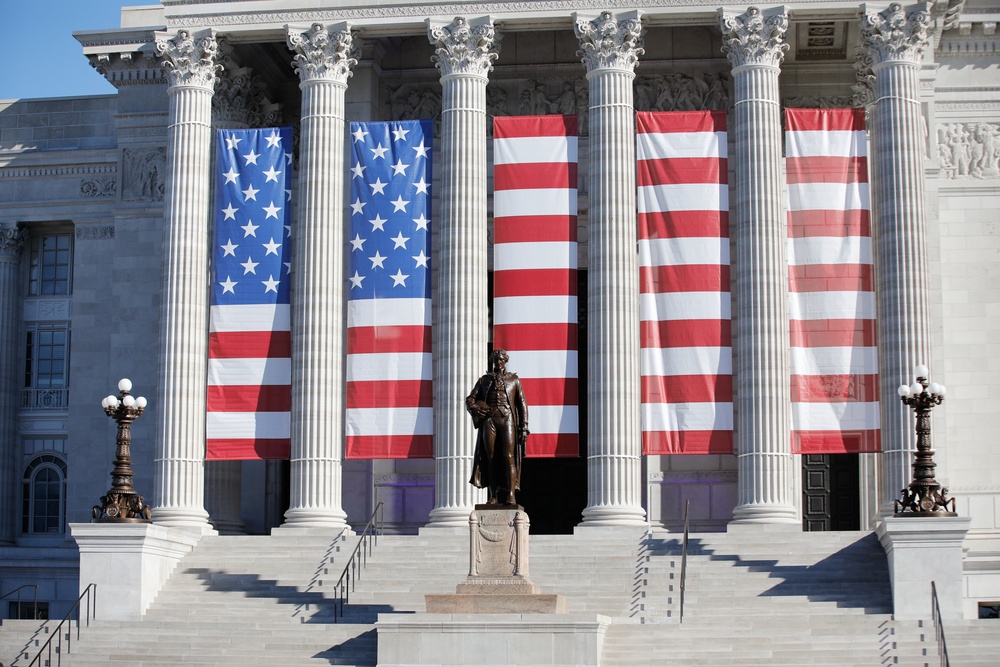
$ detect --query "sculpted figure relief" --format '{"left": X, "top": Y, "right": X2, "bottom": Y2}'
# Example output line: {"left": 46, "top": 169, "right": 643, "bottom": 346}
{"left": 467, "top": 349, "right": 529, "bottom": 506}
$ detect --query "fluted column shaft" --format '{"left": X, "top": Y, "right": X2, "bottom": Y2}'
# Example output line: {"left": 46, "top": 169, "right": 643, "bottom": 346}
{"left": 283, "top": 23, "right": 357, "bottom": 528}
{"left": 0, "top": 225, "right": 26, "bottom": 544}
{"left": 426, "top": 17, "right": 499, "bottom": 526}
{"left": 861, "top": 3, "right": 933, "bottom": 512}
{"left": 721, "top": 7, "right": 798, "bottom": 524}
{"left": 575, "top": 11, "right": 647, "bottom": 526}
{"left": 152, "top": 29, "right": 219, "bottom": 532}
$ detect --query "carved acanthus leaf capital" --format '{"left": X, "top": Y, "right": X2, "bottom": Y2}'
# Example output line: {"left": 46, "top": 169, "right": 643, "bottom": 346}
{"left": 0, "top": 224, "right": 27, "bottom": 259}
{"left": 287, "top": 22, "right": 359, "bottom": 84}
{"left": 155, "top": 29, "right": 220, "bottom": 90}
{"left": 860, "top": 3, "right": 932, "bottom": 65}
{"left": 720, "top": 7, "right": 789, "bottom": 70}
{"left": 427, "top": 17, "right": 501, "bottom": 78}
{"left": 852, "top": 49, "right": 877, "bottom": 108}
{"left": 574, "top": 11, "right": 644, "bottom": 73}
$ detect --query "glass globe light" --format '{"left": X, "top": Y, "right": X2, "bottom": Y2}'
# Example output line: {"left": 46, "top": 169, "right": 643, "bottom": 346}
{"left": 118, "top": 378, "right": 133, "bottom": 393}
{"left": 122, "top": 395, "right": 135, "bottom": 408}
{"left": 135, "top": 396, "right": 147, "bottom": 409}
{"left": 914, "top": 364, "right": 929, "bottom": 379}
{"left": 897, "top": 385, "right": 911, "bottom": 397}
{"left": 910, "top": 382, "right": 923, "bottom": 396}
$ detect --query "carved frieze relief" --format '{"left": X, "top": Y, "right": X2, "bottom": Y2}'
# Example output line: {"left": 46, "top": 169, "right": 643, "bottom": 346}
{"left": 634, "top": 72, "right": 729, "bottom": 112}
{"left": 937, "top": 122, "right": 1000, "bottom": 180}
{"left": 75, "top": 225, "right": 116, "bottom": 240}
{"left": 80, "top": 178, "right": 116, "bottom": 198}
{"left": 122, "top": 148, "right": 167, "bottom": 202}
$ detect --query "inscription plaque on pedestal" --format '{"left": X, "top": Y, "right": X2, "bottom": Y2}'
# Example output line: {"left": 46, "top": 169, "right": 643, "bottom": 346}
{"left": 425, "top": 508, "right": 568, "bottom": 613}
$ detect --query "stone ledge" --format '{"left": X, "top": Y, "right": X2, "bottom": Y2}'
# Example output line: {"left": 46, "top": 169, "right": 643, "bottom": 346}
{"left": 425, "top": 593, "right": 569, "bottom": 614}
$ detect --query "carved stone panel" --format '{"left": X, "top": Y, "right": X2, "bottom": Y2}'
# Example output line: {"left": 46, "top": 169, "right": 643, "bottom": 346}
{"left": 122, "top": 148, "right": 167, "bottom": 202}
{"left": 937, "top": 122, "right": 1000, "bottom": 180}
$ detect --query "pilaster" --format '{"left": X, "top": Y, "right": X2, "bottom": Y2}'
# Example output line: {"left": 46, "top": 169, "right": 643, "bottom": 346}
{"left": 150, "top": 28, "right": 220, "bottom": 533}
{"left": 425, "top": 16, "right": 500, "bottom": 527}
{"left": 574, "top": 10, "right": 647, "bottom": 527}
{"left": 281, "top": 22, "right": 357, "bottom": 528}
{"left": 0, "top": 225, "right": 26, "bottom": 544}
{"left": 720, "top": 6, "right": 798, "bottom": 524}
{"left": 860, "top": 2, "right": 934, "bottom": 513}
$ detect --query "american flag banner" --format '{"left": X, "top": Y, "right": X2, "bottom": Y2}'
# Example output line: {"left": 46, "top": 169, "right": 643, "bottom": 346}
{"left": 207, "top": 127, "right": 293, "bottom": 460}
{"left": 492, "top": 115, "right": 580, "bottom": 458}
{"left": 345, "top": 120, "right": 433, "bottom": 459}
{"left": 786, "top": 108, "right": 880, "bottom": 454}
{"left": 636, "top": 111, "right": 734, "bottom": 455}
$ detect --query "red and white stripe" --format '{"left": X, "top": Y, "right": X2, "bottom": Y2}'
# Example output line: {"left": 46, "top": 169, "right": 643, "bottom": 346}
{"left": 636, "top": 111, "right": 733, "bottom": 455}
{"left": 786, "top": 108, "right": 880, "bottom": 454}
{"left": 345, "top": 298, "right": 433, "bottom": 457}
{"left": 207, "top": 304, "right": 292, "bottom": 459}
{"left": 492, "top": 115, "right": 579, "bottom": 457}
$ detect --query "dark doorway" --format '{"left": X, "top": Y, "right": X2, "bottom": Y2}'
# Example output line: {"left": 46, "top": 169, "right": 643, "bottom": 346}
{"left": 802, "top": 454, "right": 860, "bottom": 531}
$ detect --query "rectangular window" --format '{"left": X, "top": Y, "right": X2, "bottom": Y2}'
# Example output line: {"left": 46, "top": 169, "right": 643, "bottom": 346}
{"left": 22, "top": 325, "right": 70, "bottom": 409}
{"left": 28, "top": 233, "right": 72, "bottom": 296}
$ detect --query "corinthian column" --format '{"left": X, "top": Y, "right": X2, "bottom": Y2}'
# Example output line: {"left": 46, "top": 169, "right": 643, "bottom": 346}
{"left": 720, "top": 6, "right": 798, "bottom": 524}
{"left": 575, "top": 11, "right": 647, "bottom": 527}
{"left": 860, "top": 3, "right": 933, "bottom": 513}
{"left": 426, "top": 17, "right": 499, "bottom": 526}
{"left": 0, "top": 224, "right": 26, "bottom": 544}
{"left": 152, "top": 29, "right": 219, "bottom": 532}
{"left": 282, "top": 23, "right": 357, "bottom": 528}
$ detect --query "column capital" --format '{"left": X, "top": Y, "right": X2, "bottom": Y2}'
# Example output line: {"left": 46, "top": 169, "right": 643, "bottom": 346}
{"left": 427, "top": 16, "right": 500, "bottom": 78}
{"left": 719, "top": 6, "right": 789, "bottom": 70}
{"left": 155, "top": 29, "right": 220, "bottom": 90}
{"left": 860, "top": 3, "right": 932, "bottom": 66}
{"left": 574, "top": 11, "right": 644, "bottom": 73}
{"left": 287, "top": 22, "right": 358, "bottom": 85}
{"left": 0, "top": 224, "right": 26, "bottom": 261}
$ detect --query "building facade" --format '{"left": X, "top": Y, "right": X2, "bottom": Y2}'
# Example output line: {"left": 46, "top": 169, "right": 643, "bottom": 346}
{"left": 1, "top": 0, "right": 999, "bottom": 619}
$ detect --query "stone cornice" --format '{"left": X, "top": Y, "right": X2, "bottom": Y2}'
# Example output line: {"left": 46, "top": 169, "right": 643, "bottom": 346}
{"left": 427, "top": 17, "right": 500, "bottom": 78}
{"left": 155, "top": 28, "right": 221, "bottom": 89}
{"left": 860, "top": 2, "right": 933, "bottom": 65}
{"left": 287, "top": 22, "right": 359, "bottom": 84}
{"left": 720, "top": 6, "right": 789, "bottom": 70}
{"left": 574, "top": 11, "right": 644, "bottom": 73}
{"left": 89, "top": 52, "right": 167, "bottom": 88}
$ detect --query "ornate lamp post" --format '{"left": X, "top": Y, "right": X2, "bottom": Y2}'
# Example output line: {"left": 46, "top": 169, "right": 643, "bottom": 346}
{"left": 895, "top": 364, "right": 956, "bottom": 517}
{"left": 92, "top": 378, "right": 152, "bottom": 523}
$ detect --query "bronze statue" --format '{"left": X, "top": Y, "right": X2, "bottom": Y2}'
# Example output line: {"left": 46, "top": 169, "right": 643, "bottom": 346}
{"left": 466, "top": 349, "right": 529, "bottom": 506}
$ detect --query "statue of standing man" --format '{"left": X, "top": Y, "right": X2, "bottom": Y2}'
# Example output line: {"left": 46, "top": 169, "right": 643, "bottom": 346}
{"left": 466, "top": 349, "right": 529, "bottom": 506}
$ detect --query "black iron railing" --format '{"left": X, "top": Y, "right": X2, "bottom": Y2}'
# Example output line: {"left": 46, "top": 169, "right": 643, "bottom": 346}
{"left": 27, "top": 583, "right": 96, "bottom": 667}
{"left": 332, "top": 502, "right": 384, "bottom": 622}
{"left": 679, "top": 498, "right": 691, "bottom": 623}
{"left": 0, "top": 584, "right": 39, "bottom": 620}
{"left": 931, "top": 581, "right": 950, "bottom": 667}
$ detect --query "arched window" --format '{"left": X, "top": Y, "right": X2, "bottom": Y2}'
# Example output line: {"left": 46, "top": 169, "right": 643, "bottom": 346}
{"left": 21, "top": 454, "right": 67, "bottom": 535}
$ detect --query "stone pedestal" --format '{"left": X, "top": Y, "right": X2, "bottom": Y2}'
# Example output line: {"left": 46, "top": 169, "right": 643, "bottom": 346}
{"left": 71, "top": 523, "right": 202, "bottom": 619}
{"left": 425, "top": 508, "right": 568, "bottom": 614}
{"left": 876, "top": 515, "right": 971, "bottom": 620}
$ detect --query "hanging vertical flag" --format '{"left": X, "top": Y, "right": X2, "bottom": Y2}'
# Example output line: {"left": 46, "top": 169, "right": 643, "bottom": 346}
{"left": 207, "top": 127, "right": 293, "bottom": 460}
{"left": 786, "top": 108, "right": 880, "bottom": 454}
{"left": 492, "top": 115, "right": 580, "bottom": 458}
{"left": 636, "top": 111, "right": 733, "bottom": 455}
{"left": 345, "top": 120, "right": 433, "bottom": 459}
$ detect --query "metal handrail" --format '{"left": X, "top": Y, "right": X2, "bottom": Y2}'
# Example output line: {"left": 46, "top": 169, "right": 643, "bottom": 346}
{"left": 679, "top": 498, "right": 691, "bottom": 623}
{"left": 27, "top": 583, "right": 96, "bottom": 667}
{"left": 332, "top": 502, "right": 384, "bottom": 622}
{"left": 0, "top": 584, "right": 39, "bottom": 620}
{"left": 931, "top": 581, "right": 950, "bottom": 667}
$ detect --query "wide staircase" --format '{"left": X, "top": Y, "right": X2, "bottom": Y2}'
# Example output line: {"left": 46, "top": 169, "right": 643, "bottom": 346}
{"left": 2, "top": 526, "right": 995, "bottom": 666}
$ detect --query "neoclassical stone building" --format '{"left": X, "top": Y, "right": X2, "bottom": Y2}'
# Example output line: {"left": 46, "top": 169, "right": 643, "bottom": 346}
{"left": 1, "top": 0, "right": 999, "bottom": 619}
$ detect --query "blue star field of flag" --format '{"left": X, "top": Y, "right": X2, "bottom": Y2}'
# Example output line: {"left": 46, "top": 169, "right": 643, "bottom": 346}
{"left": 348, "top": 120, "right": 433, "bottom": 301}
{"left": 212, "top": 127, "right": 293, "bottom": 306}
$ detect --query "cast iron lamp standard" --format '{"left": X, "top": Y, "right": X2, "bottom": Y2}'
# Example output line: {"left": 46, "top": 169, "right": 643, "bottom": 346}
{"left": 92, "top": 378, "right": 152, "bottom": 523}
{"left": 895, "top": 365, "right": 956, "bottom": 517}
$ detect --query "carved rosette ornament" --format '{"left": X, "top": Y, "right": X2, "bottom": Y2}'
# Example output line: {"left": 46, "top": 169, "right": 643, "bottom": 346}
{"left": 0, "top": 225, "right": 26, "bottom": 260}
{"left": 155, "top": 29, "right": 221, "bottom": 89}
{"left": 574, "top": 11, "right": 644, "bottom": 73}
{"left": 287, "top": 23, "right": 359, "bottom": 84}
{"left": 720, "top": 6, "right": 789, "bottom": 70}
{"left": 428, "top": 17, "right": 501, "bottom": 78}
{"left": 860, "top": 3, "right": 932, "bottom": 66}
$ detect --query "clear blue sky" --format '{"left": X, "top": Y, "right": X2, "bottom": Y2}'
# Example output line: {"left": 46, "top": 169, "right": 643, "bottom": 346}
{"left": 1, "top": 1, "right": 153, "bottom": 100}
